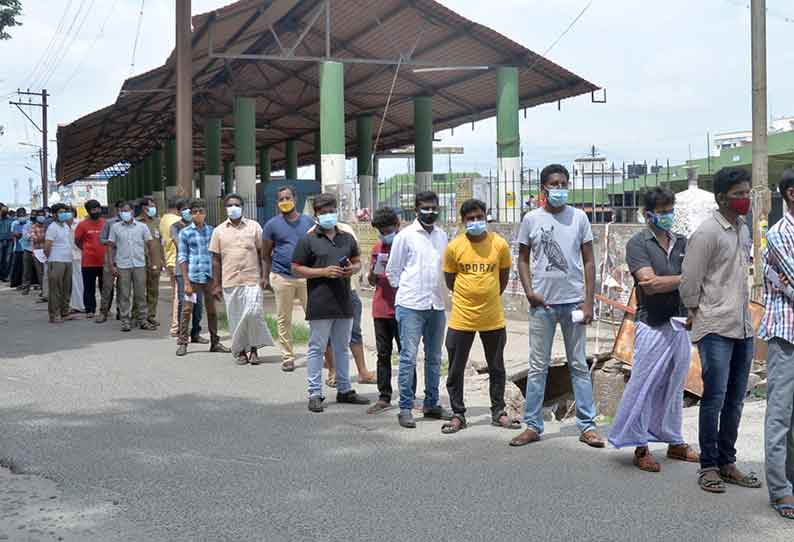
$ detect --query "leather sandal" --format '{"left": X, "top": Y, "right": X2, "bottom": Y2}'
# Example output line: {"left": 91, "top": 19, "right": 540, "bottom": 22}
{"left": 509, "top": 428, "right": 540, "bottom": 447}
{"left": 634, "top": 447, "right": 661, "bottom": 473}
{"left": 579, "top": 430, "right": 606, "bottom": 448}
{"left": 667, "top": 443, "right": 699, "bottom": 463}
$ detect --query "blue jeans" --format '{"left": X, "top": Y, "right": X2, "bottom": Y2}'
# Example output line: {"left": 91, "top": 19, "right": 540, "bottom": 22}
{"left": 176, "top": 274, "right": 203, "bottom": 338}
{"left": 395, "top": 306, "right": 445, "bottom": 413}
{"left": 307, "top": 318, "right": 353, "bottom": 398}
{"left": 0, "top": 240, "right": 12, "bottom": 280}
{"left": 523, "top": 303, "right": 597, "bottom": 434}
{"left": 697, "top": 334, "right": 753, "bottom": 470}
{"left": 765, "top": 338, "right": 794, "bottom": 502}
{"left": 350, "top": 290, "right": 363, "bottom": 345}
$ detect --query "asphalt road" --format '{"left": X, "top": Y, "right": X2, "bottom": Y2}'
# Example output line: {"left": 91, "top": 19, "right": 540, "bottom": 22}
{"left": 0, "top": 284, "right": 789, "bottom": 541}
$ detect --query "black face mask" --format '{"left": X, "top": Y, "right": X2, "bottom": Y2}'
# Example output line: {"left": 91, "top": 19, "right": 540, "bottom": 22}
{"left": 89, "top": 211, "right": 101, "bottom": 220}
{"left": 418, "top": 209, "right": 438, "bottom": 225}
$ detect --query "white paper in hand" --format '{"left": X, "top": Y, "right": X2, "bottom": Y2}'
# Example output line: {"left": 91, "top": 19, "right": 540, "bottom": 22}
{"left": 670, "top": 317, "right": 689, "bottom": 332}
{"left": 33, "top": 249, "right": 47, "bottom": 264}
{"left": 184, "top": 293, "right": 197, "bottom": 303}
{"left": 373, "top": 253, "right": 389, "bottom": 275}
{"left": 571, "top": 309, "right": 585, "bottom": 324}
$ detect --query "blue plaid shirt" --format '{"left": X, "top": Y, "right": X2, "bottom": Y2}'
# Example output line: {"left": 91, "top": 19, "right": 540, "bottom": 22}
{"left": 760, "top": 212, "right": 794, "bottom": 344}
{"left": 177, "top": 223, "right": 214, "bottom": 284}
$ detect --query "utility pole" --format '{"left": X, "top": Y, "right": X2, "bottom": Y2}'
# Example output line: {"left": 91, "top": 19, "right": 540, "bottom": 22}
{"left": 9, "top": 89, "right": 49, "bottom": 207}
{"left": 751, "top": 0, "right": 769, "bottom": 299}
{"left": 175, "top": 0, "right": 193, "bottom": 197}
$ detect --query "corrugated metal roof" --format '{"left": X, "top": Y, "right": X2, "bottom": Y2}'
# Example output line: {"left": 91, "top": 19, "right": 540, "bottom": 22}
{"left": 57, "top": 0, "right": 599, "bottom": 184}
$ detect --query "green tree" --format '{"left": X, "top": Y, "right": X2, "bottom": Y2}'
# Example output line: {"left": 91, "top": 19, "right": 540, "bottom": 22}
{"left": 0, "top": 0, "right": 22, "bottom": 40}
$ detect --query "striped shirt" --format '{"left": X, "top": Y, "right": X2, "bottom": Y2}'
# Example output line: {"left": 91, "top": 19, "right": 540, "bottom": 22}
{"left": 177, "top": 223, "right": 214, "bottom": 284}
{"left": 760, "top": 212, "right": 794, "bottom": 344}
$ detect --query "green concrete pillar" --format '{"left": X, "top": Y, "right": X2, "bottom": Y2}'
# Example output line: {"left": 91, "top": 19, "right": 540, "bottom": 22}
{"left": 204, "top": 118, "right": 222, "bottom": 200}
{"left": 142, "top": 154, "right": 153, "bottom": 196}
{"left": 414, "top": 96, "right": 433, "bottom": 192}
{"left": 151, "top": 147, "right": 165, "bottom": 211}
{"left": 320, "top": 61, "right": 349, "bottom": 216}
{"left": 223, "top": 160, "right": 234, "bottom": 195}
{"left": 165, "top": 138, "right": 177, "bottom": 199}
{"left": 132, "top": 163, "right": 141, "bottom": 198}
{"left": 314, "top": 131, "right": 322, "bottom": 185}
{"left": 356, "top": 114, "right": 374, "bottom": 210}
{"left": 496, "top": 67, "right": 520, "bottom": 222}
{"left": 285, "top": 139, "right": 298, "bottom": 180}
{"left": 259, "top": 146, "right": 271, "bottom": 183}
{"left": 234, "top": 96, "right": 257, "bottom": 200}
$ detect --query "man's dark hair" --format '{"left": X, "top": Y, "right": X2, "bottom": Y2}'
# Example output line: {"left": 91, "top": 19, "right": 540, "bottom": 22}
{"left": 15, "top": 207, "right": 27, "bottom": 215}
{"left": 313, "top": 193, "right": 337, "bottom": 212}
{"left": 119, "top": 201, "right": 133, "bottom": 211}
{"left": 713, "top": 167, "right": 751, "bottom": 196}
{"left": 84, "top": 199, "right": 101, "bottom": 212}
{"left": 50, "top": 204, "right": 65, "bottom": 214}
{"left": 415, "top": 190, "right": 438, "bottom": 207}
{"left": 277, "top": 185, "right": 296, "bottom": 198}
{"left": 642, "top": 187, "right": 676, "bottom": 212}
{"left": 371, "top": 206, "right": 399, "bottom": 229}
{"left": 224, "top": 193, "right": 244, "bottom": 206}
{"left": 459, "top": 198, "right": 487, "bottom": 218}
{"left": 540, "top": 164, "right": 570, "bottom": 186}
{"left": 167, "top": 198, "right": 179, "bottom": 210}
{"left": 141, "top": 196, "right": 156, "bottom": 207}
{"left": 175, "top": 198, "right": 189, "bottom": 210}
{"left": 189, "top": 198, "right": 206, "bottom": 211}
{"left": 779, "top": 169, "right": 794, "bottom": 205}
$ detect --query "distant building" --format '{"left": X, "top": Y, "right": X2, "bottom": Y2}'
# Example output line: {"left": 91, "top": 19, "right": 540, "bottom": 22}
{"left": 713, "top": 115, "right": 794, "bottom": 154}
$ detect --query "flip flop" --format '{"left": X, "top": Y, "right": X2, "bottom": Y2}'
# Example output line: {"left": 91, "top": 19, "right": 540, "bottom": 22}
{"left": 699, "top": 469, "right": 726, "bottom": 494}
{"left": 491, "top": 413, "right": 521, "bottom": 430}
{"left": 772, "top": 503, "right": 794, "bottom": 520}
{"left": 441, "top": 415, "right": 466, "bottom": 434}
{"left": 719, "top": 469, "right": 762, "bottom": 489}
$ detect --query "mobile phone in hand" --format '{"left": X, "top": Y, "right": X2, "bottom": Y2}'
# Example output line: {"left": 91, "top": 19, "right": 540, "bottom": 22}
{"left": 338, "top": 256, "right": 351, "bottom": 268}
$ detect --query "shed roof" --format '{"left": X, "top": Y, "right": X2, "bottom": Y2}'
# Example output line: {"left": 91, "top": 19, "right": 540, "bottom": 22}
{"left": 57, "top": 0, "right": 599, "bottom": 184}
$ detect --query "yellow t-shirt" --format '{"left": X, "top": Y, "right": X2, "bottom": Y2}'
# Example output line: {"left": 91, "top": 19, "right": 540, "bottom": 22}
{"left": 443, "top": 232, "right": 512, "bottom": 332}
{"left": 159, "top": 213, "right": 181, "bottom": 268}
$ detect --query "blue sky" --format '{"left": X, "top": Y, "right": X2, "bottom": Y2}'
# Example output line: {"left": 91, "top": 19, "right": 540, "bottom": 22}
{"left": 1, "top": 0, "right": 794, "bottom": 204}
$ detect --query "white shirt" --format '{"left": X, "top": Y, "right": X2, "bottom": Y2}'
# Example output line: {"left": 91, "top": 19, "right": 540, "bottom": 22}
{"left": 386, "top": 220, "right": 448, "bottom": 311}
{"left": 45, "top": 222, "right": 73, "bottom": 263}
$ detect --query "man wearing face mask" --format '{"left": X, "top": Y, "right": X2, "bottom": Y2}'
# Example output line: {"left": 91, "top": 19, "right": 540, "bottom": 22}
{"left": 386, "top": 191, "right": 453, "bottom": 429}
{"left": 209, "top": 194, "right": 273, "bottom": 365}
{"left": 136, "top": 197, "right": 164, "bottom": 329}
{"left": 292, "top": 193, "right": 370, "bottom": 412}
{"left": 262, "top": 186, "right": 315, "bottom": 372}
{"left": 511, "top": 164, "right": 603, "bottom": 448}
{"left": 75, "top": 200, "right": 106, "bottom": 319}
{"left": 44, "top": 204, "right": 75, "bottom": 324}
{"left": 366, "top": 206, "right": 413, "bottom": 414}
{"left": 108, "top": 202, "right": 155, "bottom": 332}
{"left": 171, "top": 199, "right": 207, "bottom": 346}
{"left": 97, "top": 201, "right": 124, "bottom": 323}
{"left": 609, "top": 187, "right": 699, "bottom": 472}
{"left": 680, "top": 167, "right": 759, "bottom": 494}
{"left": 9, "top": 208, "right": 28, "bottom": 289}
{"left": 20, "top": 209, "right": 40, "bottom": 294}
{"left": 159, "top": 199, "right": 183, "bottom": 337}
{"left": 29, "top": 209, "right": 47, "bottom": 303}
{"left": 441, "top": 199, "right": 516, "bottom": 434}
{"left": 0, "top": 204, "right": 14, "bottom": 282}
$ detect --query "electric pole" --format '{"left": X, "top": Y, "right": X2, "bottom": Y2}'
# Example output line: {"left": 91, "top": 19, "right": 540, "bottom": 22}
{"left": 751, "top": 0, "right": 769, "bottom": 299}
{"left": 175, "top": 0, "right": 193, "bottom": 197}
{"left": 9, "top": 89, "right": 50, "bottom": 207}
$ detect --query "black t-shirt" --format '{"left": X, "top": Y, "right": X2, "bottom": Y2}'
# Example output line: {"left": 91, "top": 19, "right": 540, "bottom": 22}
{"left": 292, "top": 228, "right": 360, "bottom": 320}
{"left": 626, "top": 229, "right": 687, "bottom": 327}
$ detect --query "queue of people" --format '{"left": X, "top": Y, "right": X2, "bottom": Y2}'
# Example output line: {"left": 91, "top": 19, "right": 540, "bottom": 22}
{"left": 4, "top": 161, "right": 794, "bottom": 520}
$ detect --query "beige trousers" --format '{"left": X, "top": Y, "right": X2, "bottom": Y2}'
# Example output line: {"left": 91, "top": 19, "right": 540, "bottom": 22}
{"left": 270, "top": 272, "right": 308, "bottom": 363}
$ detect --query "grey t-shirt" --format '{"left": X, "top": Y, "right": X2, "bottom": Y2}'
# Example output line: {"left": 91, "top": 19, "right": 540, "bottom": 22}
{"left": 517, "top": 206, "right": 593, "bottom": 305}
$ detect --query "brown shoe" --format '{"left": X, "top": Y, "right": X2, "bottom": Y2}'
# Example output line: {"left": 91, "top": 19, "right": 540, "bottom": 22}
{"left": 509, "top": 428, "right": 541, "bottom": 447}
{"left": 210, "top": 342, "right": 231, "bottom": 354}
{"left": 667, "top": 443, "right": 700, "bottom": 463}
{"left": 281, "top": 360, "right": 295, "bottom": 372}
{"left": 579, "top": 430, "right": 606, "bottom": 448}
{"left": 634, "top": 447, "right": 661, "bottom": 472}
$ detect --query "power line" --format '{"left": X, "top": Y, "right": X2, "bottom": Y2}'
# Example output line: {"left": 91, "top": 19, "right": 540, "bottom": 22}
{"left": 56, "top": 0, "right": 121, "bottom": 93}
{"left": 30, "top": 0, "right": 89, "bottom": 89}
{"left": 725, "top": 0, "right": 794, "bottom": 23}
{"left": 23, "top": 0, "right": 74, "bottom": 89}
{"left": 538, "top": 0, "right": 594, "bottom": 59}
{"left": 39, "top": 0, "right": 98, "bottom": 89}
{"left": 129, "top": 0, "right": 147, "bottom": 76}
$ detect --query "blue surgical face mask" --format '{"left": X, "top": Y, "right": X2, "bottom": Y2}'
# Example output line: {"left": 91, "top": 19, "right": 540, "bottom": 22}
{"left": 58, "top": 212, "right": 72, "bottom": 222}
{"left": 317, "top": 212, "right": 338, "bottom": 230}
{"left": 36, "top": 216, "right": 45, "bottom": 224}
{"left": 120, "top": 211, "right": 133, "bottom": 223}
{"left": 380, "top": 231, "right": 397, "bottom": 245}
{"left": 226, "top": 205, "right": 242, "bottom": 220}
{"left": 146, "top": 206, "right": 157, "bottom": 218}
{"left": 465, "top": 220, "right": 487, "bottom": 236}
{"left": 546, "top": 188, "right": 569, "bottom": 208}
{"left": 181, "top": 209, "right": 192, "bottom": 222}
{"left": 649, "top": 210, "right": 675, "bottom": 231}
{"left": 17, "top": 216, "right": 27, "bottom": 223}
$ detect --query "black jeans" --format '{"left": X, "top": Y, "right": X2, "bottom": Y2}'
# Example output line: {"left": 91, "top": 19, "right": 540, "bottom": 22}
{"left": 0, "top": 240, "right": 12, "bottom": 280}
{"left": 9, "top": 251, "right": 24, "bottom": 287}
{"left": 373, "top": 317, "right": 415, "bottom": 403}
{"left": 82, "top": 266, "right": 104, "bottom": 315}
{"left": 445, "top": 327, "right": 507, "bottom": 419}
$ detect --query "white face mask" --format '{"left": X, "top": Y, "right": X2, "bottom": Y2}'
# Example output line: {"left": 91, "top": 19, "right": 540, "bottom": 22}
{"left": 226, "top": 205, "right": 242, "bottom": 220}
